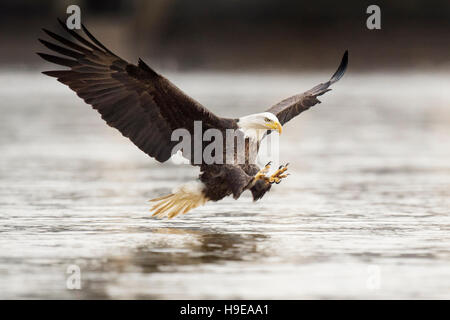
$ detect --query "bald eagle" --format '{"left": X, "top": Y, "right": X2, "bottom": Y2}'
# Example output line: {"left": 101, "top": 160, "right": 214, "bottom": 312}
{"left": 38, "top": 19, "right": 348, "bottom": 219}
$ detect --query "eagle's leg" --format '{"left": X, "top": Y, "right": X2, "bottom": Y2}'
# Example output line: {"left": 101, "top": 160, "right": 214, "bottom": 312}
{"left": 250, "top": 179, "right": 271, "bottom": 201}
{"left": 249, "top": 163, "right": 289, "bottom": 201}
{"left": 269, "top": 163, "right": 289, "bottom": 184}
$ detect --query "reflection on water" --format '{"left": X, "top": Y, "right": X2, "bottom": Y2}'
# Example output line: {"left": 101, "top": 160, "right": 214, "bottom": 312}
{"left": 0, "top": 70, "right": 449, "bottom": 299}
{"left": 111, "top": 228, "right": 267, "bottom": 272}
{"left": 66, "top": 228, "right": 267, "bottom": 299}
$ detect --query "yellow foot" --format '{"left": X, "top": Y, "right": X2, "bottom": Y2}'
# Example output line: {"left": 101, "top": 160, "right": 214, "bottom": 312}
{"left": 269, "top": 163, "right": 289, "bottom": 184}
{"left": 255, "top": 161, "right": 272, "bottom": 181}
{"left": 254, "top": 162, "right": 289, "bottom": 185}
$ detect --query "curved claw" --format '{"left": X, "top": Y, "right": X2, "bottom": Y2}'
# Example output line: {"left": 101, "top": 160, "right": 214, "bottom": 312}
{"left": 278, "top": 162, "right": 290, "bottom": 170}
{"left": 269, "top": 163, "right": 290, "bottom": 184}
{"left": 255, "top": 161, "right": 290, "bottom": 186}
{"left": 255, "top": 161, "right": 272, "bottom": 181}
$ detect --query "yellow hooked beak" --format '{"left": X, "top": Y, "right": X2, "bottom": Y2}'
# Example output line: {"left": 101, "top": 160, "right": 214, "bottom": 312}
{"left": 266, "top": 121, "right": 282, "bottom": 134}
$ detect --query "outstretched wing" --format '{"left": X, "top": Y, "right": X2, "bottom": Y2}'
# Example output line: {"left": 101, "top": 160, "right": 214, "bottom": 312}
{"left": 38, "top": 19, "right": 234, "bottom": 163}
{"left": 266, "top": 51, "right": 348, "bottom": 125}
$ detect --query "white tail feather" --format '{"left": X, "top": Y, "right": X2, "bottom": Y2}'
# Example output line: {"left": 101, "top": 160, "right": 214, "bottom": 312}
{"left": 149, "top": 182, "right": 208, "bottom": 219}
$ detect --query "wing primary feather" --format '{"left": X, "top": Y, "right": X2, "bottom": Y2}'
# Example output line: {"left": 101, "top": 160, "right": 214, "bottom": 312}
{"left": 37, "top": 52, "right": 78, "bottom": 67}
{"left": 77, "top": 57, "right": 108, "bottom": 68}
{"left": 42, "top": 70, "right": 72, "bottom": 78}
{"left": 308, "top": 50, "right": 348, "bottom": 96}
{"left": 81, "top": 24, "right": 118, "bottom": 57}
{"left": 42, "top": 28, "right": 91, "bottom": 54}
{"left": 329, "top": 50, "right": 348, "bottom": 84}
{"left": 57, "top": 18, "right": 105, "bottom": 53}
{"left": 38, "top": 39, "right": 84, "bottom": 59}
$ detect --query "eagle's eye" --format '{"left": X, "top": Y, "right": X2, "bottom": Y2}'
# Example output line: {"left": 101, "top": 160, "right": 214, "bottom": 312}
{"left": 264, "top": 117, "right": 271, "bottom": 122}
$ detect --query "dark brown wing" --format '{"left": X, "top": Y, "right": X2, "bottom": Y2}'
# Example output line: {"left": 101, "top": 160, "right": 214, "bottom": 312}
{"left": 38, "top": 19, "right": 234, "bottom": 163}
{"left": 266, "top": 51, "right": 348, "bottom": 125}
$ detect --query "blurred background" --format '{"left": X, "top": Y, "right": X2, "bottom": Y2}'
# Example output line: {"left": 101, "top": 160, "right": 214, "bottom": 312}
{"left": 1, "top": 0, "right": 450, "bottom": 71}
{"left": 1, "top": 1, "right": 450, "bottom": 299}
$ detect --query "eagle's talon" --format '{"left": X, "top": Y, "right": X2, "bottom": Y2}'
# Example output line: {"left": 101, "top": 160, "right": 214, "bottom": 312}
{"left": 255, "top": 162, "right": 272, "bottom": 180}
{"left": 267, "top": 163, "right": 289, "bottom": 184}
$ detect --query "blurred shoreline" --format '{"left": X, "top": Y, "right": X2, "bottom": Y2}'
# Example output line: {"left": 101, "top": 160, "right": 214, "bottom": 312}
{"left": 2, "top": 0, "right": 450, "bottom": 71}
{"left": 9, "top": 21, "right": 450, "bottom": 72}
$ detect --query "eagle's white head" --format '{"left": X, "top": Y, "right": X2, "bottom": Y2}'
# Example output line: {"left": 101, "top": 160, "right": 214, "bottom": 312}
{"left": 237, "top": 112, "right": 282, "bottom": 140}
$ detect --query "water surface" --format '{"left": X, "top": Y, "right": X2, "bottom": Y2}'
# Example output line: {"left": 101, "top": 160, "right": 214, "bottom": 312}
{"left": 0, "top": 70, "right": 449, "bottom": 299}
